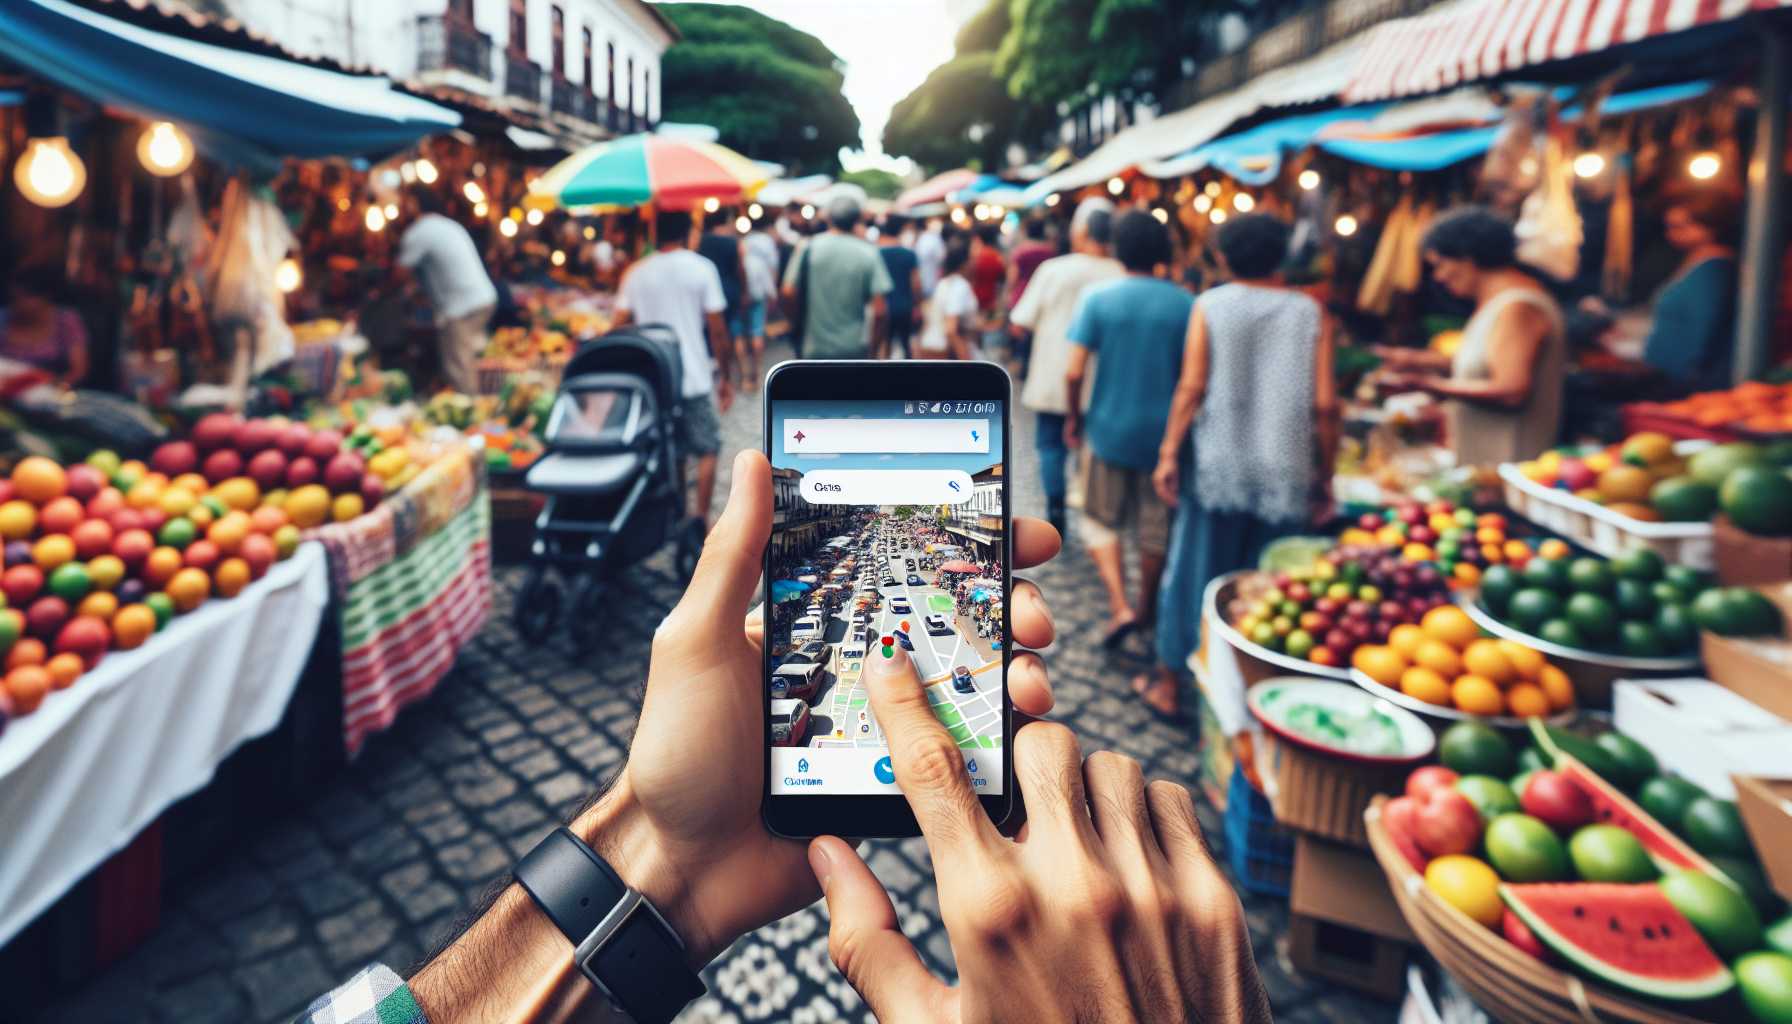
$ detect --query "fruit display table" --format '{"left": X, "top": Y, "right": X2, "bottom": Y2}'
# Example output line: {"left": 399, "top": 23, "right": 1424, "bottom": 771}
{"left": 306, "top": 443, "right": 491, "bottom": 756}
{"left": 0, "top": 541, "right": 328, "bottom": 947}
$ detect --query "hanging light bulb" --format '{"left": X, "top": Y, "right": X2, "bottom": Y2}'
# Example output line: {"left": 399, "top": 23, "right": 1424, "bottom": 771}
{"left": 1106, "top": 177, "right": 1124, "bottom": 195}
{"left": 1151, "top": 208, "right": 1169, "bottom": 224}
{"left": 1192, "top": 194, "right": 1213, "bottom": 214}
{"left": 702, "top": 197, "right": 720, "bottom": 213}
{"left": 1204, "top": 181, "right": 1222, "bottom": 197}
{"left": 735, "top": 215, "right": 751, "bottom": 233}
{"left": 399, "top": 162, "right": 418, "bottom": 184}
{"left": 584, "top": 225, "right": 597, "bottom": 239}
{"left": 463, "top": 181, "right": 486, "bottom": 204}
{"left": 1688, "top": 151, "right": 1722, "bottom": 180}
{"left": 13, "top": 137, "right": 86, "bottom": 209}
{"left": 499, "top": 217, "right": 519, "bottom": 238}
{"left": 1044, "top": 193, "right": 1061, "bottom": 207}
{"left": 1298, "top": 169, "right": 1321, "bottom": 191}
{"left": 275, "top": 257, "right": 303, "bottom": 293}
{"left": 336, "top": 197, "right": 351, "bottom": 212}
{"left": 1572, "top": 152, "right": 1606, "bottom": 179}
{"left": 973, "top": 203, "right": 990, "bottom": 220}
{"left": 748, "top": 202, "right": 764, "bottom": 219}
{"left": 1233, "top": 193, "right": 1255, "bottom": 212}
{"left": 1209, "top": 208, "right": 1228, "bottom": 225}
{"left": 473, "top": 161, "right": 487, "bottom": 176}
{"left": 1334, "top": 214, "right": 1358, "bottom": 237}
{"left": 382, "top": 203, "right": 398, "bottom": 221}
{"left": 137, "top": 121, "right": 194, "bottom": 177}
{"left": 473, "top": 201, "right": 489, "bottom": 218}
{"left": 550, "top": 249, "right": 567, "bottom": 267}
{"left": 415, "top": 158, "right": 438, "bottom": 184}
{"left": 950, "top": 207, "right": 968, "bottom": 225}
{"left": 801, "top": 203, "right": 816, "bottom": 219}
{"left": 525, "top": 207, "right": 545, "bottom": 226}
{"left": 365, "top": 206, "right": 387, "bottom": 232}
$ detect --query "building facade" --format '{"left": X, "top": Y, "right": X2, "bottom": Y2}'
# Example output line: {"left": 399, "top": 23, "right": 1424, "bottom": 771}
{"left": 942, "top": 464, "right": 1003, "bottom": 564}
{"left": 216, "top": 0, "right": 673, "bottom": 137}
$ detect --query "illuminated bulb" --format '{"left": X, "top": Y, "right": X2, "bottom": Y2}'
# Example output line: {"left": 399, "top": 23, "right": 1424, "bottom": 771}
{"left": 748, "top": 203, "right": 764, "bottom": 219}
{"left": 498, "top": 218, "right": 518, "bottom": 238}
{"left": 473, "top": 161, "right": 486, "bottom": 176}
{"left": 1044, "top": 193, "right": 1060, "bottom": 207}
{"left": 1204, "top": 181, "right": 1222, "bottom": 197}
{"left": 525, "top": 207, "right": 545, "bottom": 226}
{"left": 550, "top": 249, "right": 567, "bottom": 267}
{"left": 584, "top": 226, "right": 597, "bottom": 239}
{"left": 801, "top": 204, "right": 815, "bottom": 218}
{"left": 735, "top": 215, "right": 751, "bottom": 233}
{"left": 1106, "top": 177, "right": 1124, "bottom": 195}
{"left": 137, "top": 122, "right": 194, "bottom": 177}
{"left": 1298, "top": 169, "right": 1321, "bottom": 191}
{"left": 400, "top": 162, "right": 417, "bottom": 184}
{"left": 275, "top": 257, "right": 302, "bottom": 293}
{"left": 1688, "top": 152, "right": 1722, "bottom": 180}
{"left": 1209, "top": 208, "right": 1228, "bottom": 224}
{"left": 415, "top": 159, "right": 438, "bottom": 184}
{"left": 463, "top": 181, "right": 486, "bottom": 204}
{"left": 991, "top": 205, "right": 1005, "bottom": 218}
{"left": 950, "top": 207, "right": 968, "bottom": 224}
{"left": 1233, "top": 193, "right": 1255, "bottom": 212}
{"left": 702, "top": 197, "right": 720, "bottom": 213}
{"left": 383, "top": 203, "right": 398, "bottom": 221}
{"left": 13, "top": 137, "right": 86, "bottom": 208}
{"left": 1572, "top": 152, "right": 1606, "bottom": 179}
{"left": 1335, "top": 214, "right": 1358, "bottom": 237}
{"left": 1193, "top": 194, "right": 1212, "bottom": 214}
{"left": 364, "top": 206, "right": 387, "bottom": 232}
{"left": 1519, "top": 156, "right": 1539, "bottom": 178}
{"left": 973, "top": 203, "right": 989, "bottom": 220}
{"left": 473, "top": 201, "right": 489, "bottom": 218}
{"left": 336, "top": 197, "right": 350, "bottom": 212}
{"left": 1151, "top": 208, "right": 1168, "bottom": 223}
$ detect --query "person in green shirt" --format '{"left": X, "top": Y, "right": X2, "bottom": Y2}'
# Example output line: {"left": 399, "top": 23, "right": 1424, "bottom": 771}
{"left": 781, "top": 197, "right": 891, "bottom": 358}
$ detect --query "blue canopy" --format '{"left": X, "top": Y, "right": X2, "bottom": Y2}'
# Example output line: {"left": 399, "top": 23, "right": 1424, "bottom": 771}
{"left": 0, "top": 0, "right": 459, "bottom": 167}
{"left": 1148, "top": 105, "right": 1389, "bottom": 185}
{"left": 771, "top": 580, "right": 812, "bottom": 603}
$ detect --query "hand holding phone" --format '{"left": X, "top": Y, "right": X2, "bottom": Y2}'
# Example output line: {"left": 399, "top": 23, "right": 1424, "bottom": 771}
{"left": 809, "top": 653, "right": 1274, "bottom": 1023}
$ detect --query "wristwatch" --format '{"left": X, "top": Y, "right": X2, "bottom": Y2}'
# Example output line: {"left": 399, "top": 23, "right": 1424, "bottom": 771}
{"left": 513, "top": 827, "right": 706, "bottom": 1023}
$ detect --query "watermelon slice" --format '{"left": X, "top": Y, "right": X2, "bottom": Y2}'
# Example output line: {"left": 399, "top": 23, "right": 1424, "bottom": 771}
{"left": 1501, "top": 883, "right": 1736, "bottom": 1001}
{"left": 1552, "top": 755, "right": 1733, "bottom": 884}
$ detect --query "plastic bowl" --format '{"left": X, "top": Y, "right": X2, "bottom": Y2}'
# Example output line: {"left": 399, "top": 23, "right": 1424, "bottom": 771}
{"left": 1246, "top": 676, "right": 1435, "bottom": 766}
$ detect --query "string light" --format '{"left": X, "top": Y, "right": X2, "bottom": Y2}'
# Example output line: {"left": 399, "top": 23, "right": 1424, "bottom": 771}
{"left": 473, "top": 201, "right": 489, "bottom": 218}
{"left": 550, "top": 249, "right": 566, "bottom": 267}
{"left": 735, "top": 215, "right": 751, "bottom": 233}
{"left": 801, "top": 204, "right": 816, "bottom": 218}
{"left": 336, "top": 197, "right": 350, "bottom": 212}
{"left": 1572, "top": 152, "right": 1606, "bottom": 179}
{"left": 399, "top": 162, "right": 417, "bottom": 184}
{"left": 1233, "top": 193, "right": 1255, "bottom": 212}
{"left": 950, "top": 207, "right": 968, "bottom": 225}
{"left": 525, "top": 207, "right": 545, "bottom": 226}
{"left": 748, "top": 202, "right": 764, "bottom": 219}
{"left": 473, "top": 161, "right": 487, "bottom": 176}
{"left": 584, "top": 226, "right": 597, "bottom": 239}
{"left": 415, "top": 159, "right": 438, "bottom": 184}
{"left": 1151, "top": 208, "right": 1169, "bottom": 223}
{"left": 1334, "top": 214, "right": 1358, "bottom": 237}
{"left": 13, "top": 137, "right": 86, "bottom": 208}
{"left": 702, "top": 197, "right": 720, "bottom": 213}
{"left": 384, "top": 203, "right": 399, "bottom": 221}
{"left": 1044, "top": 193, "right": 1060, "bottom": 207}
{"left": 463, "top": 181, "right": 486, "bottom": 204}
{"left": 973, "top": 203, "right": 990, "bottom": 220}
{"left": 275, "top": 257, "right": 302, "bottom": 293}
{"left": 508, "top": 206, "right": 524, "bottom": 222}
{"left": 498, "top": 218, "right": 518, "bottom": 238}
{"left": 1204, "top": 181, "right": 1222, "bottom": 197}
{"left": 1209, "top": 208, "right": 1228, "bottom": 224}
{"left": 1688, "top": 152, "right": 1722, "bottom": 180}
{"left": 1193, "top": 194, "right": 1212, "bottom": 214}
{"left": 1298, "top": 169, "right": 1321, "bottom": 191}
{"left": 1106, "top": 177, "right": 1124, "bottom": 195}
{"left": 137, "top": 122, "right": 194, "bottom": 177}
{"left": 364, "top": 206, "right": 386, "bottom": 232}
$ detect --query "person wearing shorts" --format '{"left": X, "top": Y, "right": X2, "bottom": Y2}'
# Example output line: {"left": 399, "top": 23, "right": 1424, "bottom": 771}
{"left": 677, "top": 392, "right": 723, "bottom": 460}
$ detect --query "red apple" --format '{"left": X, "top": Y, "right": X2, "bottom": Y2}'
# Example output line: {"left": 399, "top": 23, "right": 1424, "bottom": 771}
{"left": 112, "top": 528, "right": 154, "bottom": 569}
{"left": 55, "top": 615, "right": 110, "bottom": 669}
{"left": 190, "top": 412, "right": 241, "bottom": 452}
{"left": 1413, "top": 787, "right": 1483, "bottom": 858}
{"left": 70, "top": 519, "right": 113, "bottom": 560}
{"left": 86, "top": 486, "right": 125, "bottom": 520}
{"left": 304, "top": 429, "right": 343, "bottom": 462}
{"left": 247, "top": 449, "right": 288, "bottom": 490}
{"left": 359, "top": 472, "right": 385, "bottom": 507}
{"left": 202, "top": 449, "right": 243, "bottom": 484}
{"left": 1405, "top": 765, "right": 1460, "bottom": 801}
{"left": 1381, "top": 796, "right": 1429, "bottom": 871}
{"left": 64, "top": 464, "right": 105, "bottom": 503}
{"left": 1502, "top": 909, "right": 1549, "bottom": 961}
{"left": 239, "top": 533, "right": 276, "bottom": 579}
{"left": 322, "top": 452, "right": 366, "bottom": 495}
{"left": 1519, "top": 771, "right": 1595, "bottom": 833}
{"left": 150, "top": 440, "right": 199, "bottom": 477}
{"left": 2, "top": 564, "right": 43, "bottom": 607}
{"left": 108, "top": 507, "right": 146, "bottom": 534}
{"left": 138, "top": 507, "right": 168, "bottom": 533}
{"left": 235, "top": 418, "right": 279, "bottom": 455}
{"left": 276, "top": 423, "right": 313, "bottom": 458}
{"left": 285, "top": 456, "right": 319, "bottom": 489}
{"left": 25, "top": 596, "right": 70, "bottom": 640}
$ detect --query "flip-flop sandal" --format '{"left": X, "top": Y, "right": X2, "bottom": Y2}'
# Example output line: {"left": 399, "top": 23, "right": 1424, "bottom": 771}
{"left": 1129, "top": 673, "right": 1151, "bottom": 697}
{"left": 1102, "top": 620, "right": 1136, "bottom": 649}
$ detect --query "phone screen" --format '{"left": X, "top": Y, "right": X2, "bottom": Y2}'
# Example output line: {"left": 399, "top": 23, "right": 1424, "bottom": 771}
{"left": 766, "top": 398, "right": 1007, "bottom": 796}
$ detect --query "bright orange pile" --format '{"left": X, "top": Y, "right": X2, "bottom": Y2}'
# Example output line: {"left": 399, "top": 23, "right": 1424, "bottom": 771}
{"left": 1655, "top": 381, "right": 1792, "bottom": 433}
{"left": 1351, "top": 606, "right": 1575, "bottom": 717}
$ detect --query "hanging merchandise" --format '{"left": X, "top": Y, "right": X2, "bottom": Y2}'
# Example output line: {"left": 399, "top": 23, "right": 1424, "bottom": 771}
{"left": 1602, "top": 153, "right": 1634, "bottom": 304}
{"left": 202, "top": 178, "right": 297, "bottom": 400}
{"left": 1357, "top": 194, "right": 1415, "bottom": 315}
{"left": 1391, "top": 196, "right": 1433, "bottom": 295}
{"left": 1478, "top": 92, "right": 1544, "bottom": 215}
{"left": 1514, "top": 134, "right": 1581, "bottom": 283}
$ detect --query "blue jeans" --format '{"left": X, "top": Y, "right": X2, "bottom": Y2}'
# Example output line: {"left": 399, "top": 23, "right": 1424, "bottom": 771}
{"left": 1035, "top": 412, "right": 1068, "bottom": 503}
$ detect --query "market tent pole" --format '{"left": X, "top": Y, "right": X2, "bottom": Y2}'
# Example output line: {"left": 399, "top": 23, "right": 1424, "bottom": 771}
{"left": 1737, "top": 22, "right": 1790, "bottom": 383}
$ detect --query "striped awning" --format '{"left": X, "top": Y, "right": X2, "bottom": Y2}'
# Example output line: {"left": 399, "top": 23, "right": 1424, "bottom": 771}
{"left": 1345, "top": 0, "right": 1792, "bottom": 103}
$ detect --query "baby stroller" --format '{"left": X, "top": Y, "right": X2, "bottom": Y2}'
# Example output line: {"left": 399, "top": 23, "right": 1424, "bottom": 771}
{"left": 514, "top": 324, "right": 703, "bottom": 652}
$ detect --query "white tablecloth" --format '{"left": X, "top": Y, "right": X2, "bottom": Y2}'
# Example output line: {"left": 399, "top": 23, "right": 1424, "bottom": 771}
{"left": 0, "top": 541, "right": 329, "bottom": 945}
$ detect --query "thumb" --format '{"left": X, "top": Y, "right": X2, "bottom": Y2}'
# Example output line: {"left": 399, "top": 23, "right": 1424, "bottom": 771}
{"left": 810, "top": 836, "right": 954, "bottom": 1024}
{"left": 680, "top": 449, "right": 770, "bottom": 618}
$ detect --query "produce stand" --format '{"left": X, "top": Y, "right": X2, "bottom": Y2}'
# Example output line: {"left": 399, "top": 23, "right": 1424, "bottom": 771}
{"left": 1497, "top": 462, "right": 1715, "bottom": 571}
{"left": 1458, "top": 596, "right": 1701, "bottom": 709}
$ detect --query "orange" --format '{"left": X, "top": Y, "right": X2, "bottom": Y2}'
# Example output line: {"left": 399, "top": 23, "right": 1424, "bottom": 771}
{"left": 1402, "top": 542, "right": 1435, "bottom": 562}
{"left": 4, "top": 664, "right": 52, "bottom": 713}
{"left": 1506, "top": 683, "right": 1552, "bottom": 718}
{"left": 1351, "top": 644, "right": 1409, "bottom": 687}
{"left": 213, "top": 557, "right": 251, "bottom": 598}
{"left": 166, "top": 567, "right": 211, "bottom": 613}
{"left": 285, "top": 485, "right": 331, "bottom": 529}
{"left": 1481, "top": 543, "right": 1506, "bottom": 565}
{"left": 1538, "top": 664, "right": 1575, "bottom": 711}
{"left": 1452, "top": 562, "right": 1481, "bottom": 587}
{"left": 44, "top": 652, "right": 83, "bottom": 690}
{"left": 158, "top": 487, "right": 197, "bottom": 518}
{"left": 1497, "top": 639, "right": 1544, "bottom": 681}
{"left": 1400, "top": 667, "right": 1452, "bottom": 707}
{"left": 186, "top": 502, "right": 214, "bottom": 530}
{"left": 250, "top": 505, "right": 290, "bottom": 534}
{"left": 76, "top": 591, "right": 118, "bottom": 621}
{"left": 331, "top": 493, "right": 365, "bottom": 523}
{"left": 5, "top": 637, "right": 45, "bottom": 670}
{"left": 1420, "top": 606, "right": 1479, "bottom": 650}
{"left": 31, "top": 534, "right": 75, "bottom": 571}
{"left": 1388, "top": 623, "right": 1428, "bottom": 659}
{"left": 207, "top": 511, "right": 252, "bottom": 555}
{"left": 10, "top": 456, "right": 67, "bottom": 504}
{"left": 1537, "top": 538, "right": 1570, "bottom": 561}
{"left": 213, "top": 477, "right": 260, "bottom": 512}
{"left": 144, "top": 546, "right": 184, "bottom": 586}
{"left": 126, "top": 479, "right": 165, "bottom": 510}
{"left": 112, "top": 604, "right": 155, "bottom": 649}
{"left": 1452, "top": 674, "right": 1505, "bottom": 716}
{"left": 1475, "top": 526, "right": 1504, "bottom": 545}
{"left": 1413, "top": 640, "right": 1463, "bottom": 678}
{"left": 171, "top": 473, "right": 208, "bottom": 496}
{"left": 1462, "top": 640, "right": 1517, "bottom": 685}
{"left": 0, "top": 500, "right": 37, "bottom": 540}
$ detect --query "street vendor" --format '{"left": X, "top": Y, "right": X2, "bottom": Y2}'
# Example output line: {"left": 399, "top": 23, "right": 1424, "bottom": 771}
{"left": 0, "top": 263, "right": 88, "bottom": 385}
{"left": 1377, "top": 206, "right": 1566, "bottom": 467}
{"left": 393, "top": 187, "right": 498, "bottom": 394}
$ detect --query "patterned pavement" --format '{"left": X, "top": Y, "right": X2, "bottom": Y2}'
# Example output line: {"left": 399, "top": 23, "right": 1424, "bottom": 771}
{"left": 30, "top": 347, "right": 1394, "bottom": 1023}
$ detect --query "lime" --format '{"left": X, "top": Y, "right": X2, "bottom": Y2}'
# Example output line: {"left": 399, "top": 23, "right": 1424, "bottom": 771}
{"left": 1683, "top": 796, "right": 1753, "bottom": 858}
{"left": 1565, "top": 592, "right": 1619, "bottom": 641}
{"left": 1610, "top": 547, "right": 1666, "bottom": 582}
{"left": 1613, "top": 578, "right": 1658, "bottom": 620}
{"left": 1694, "top": 587, "right": 1785, "bottom": 637}
{"left": 158, "top": 517, "right": 198, "bottom": 550}
{"left": 1456, "top": 775, "right": 1520, "bottom": 821}
{"left": 1617, "top": 620, "right": 1665, "bottom": 659}
{"left": 47, "top": 562, "right": 91, "bottom": 603}
{"left": 1522, "top": 556, "right": 1571, "bottom": 592}
{"left": 1485, "top": 813, "right": 1571, "bottom": 882}
{"left": 1516, "top": 746, "right": 1549, "bottom": 775}
{"left": 1649, "top": 476, "right": 1719, "bottom": 522}
{"left": 1660, "top": 869, "right": 1763, "bottom": 958}
{"left": 145, "top": 591, "right": 174, "bottom": 629}
{"left": 1567, "top": 557, "right": 1614, "bottom": 595}
{"left": 1689, "top": 441, "right": 1766, "bottom": 487}
{"left": 1664, "top": 564, "right": 1708, "bottom": 594}
{"left": 1479, "top": 564, "right": 1520, "bottom": 615}
{"left": 1651, "top": 581, "right": 1688, "bottom": 607}
{"left": 1708, "top": 855, "right": 1782, "bottom": 918}
{"left": 1539, "top": 618, "right": 1585, "bottom": 649}
{"left": 1508, "top": 588, "right": 1563, "bottom": 630}
{"left": 1721, "top": 466, "right": 1792, "bottom": 536}
{"left": 1569, "top": 824, "right": 1658, "bottom": 882}
{"left": 1593, "top": 732, "right": 1658, "bottom": 789}
{"left": 1639, "top": 775, "right": 1704, "bottom": 830}
{"left": 1736, "top": 952, "right": 1792, "bottom": 1024}
{"left": 1439, "top": 721, "right": 1515, "bottom": 776}
{"left": 1655, "top": 601, "right": 1696, "bottom": 650}
{"left": 1769, "top": 914, "right": 1792, "bottom": 957}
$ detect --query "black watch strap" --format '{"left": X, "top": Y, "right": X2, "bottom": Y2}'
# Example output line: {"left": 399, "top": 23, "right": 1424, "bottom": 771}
{"left": 513, "top": 827, "right": 706, "bottom": 1024}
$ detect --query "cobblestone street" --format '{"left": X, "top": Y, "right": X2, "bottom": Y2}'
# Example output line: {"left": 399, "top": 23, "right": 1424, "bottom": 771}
{"left": 36, "top": 349, "right": 1390, "bottom": 1024}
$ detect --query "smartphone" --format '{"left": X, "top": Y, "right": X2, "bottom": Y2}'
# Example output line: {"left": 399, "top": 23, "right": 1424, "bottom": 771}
{"left": 761, "top": 359, "right": 1013, "bottom": 838}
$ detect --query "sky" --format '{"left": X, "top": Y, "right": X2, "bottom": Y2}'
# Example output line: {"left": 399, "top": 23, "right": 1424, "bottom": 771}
{"left": 655, "top": 0, "right": 975, "bottom": 173}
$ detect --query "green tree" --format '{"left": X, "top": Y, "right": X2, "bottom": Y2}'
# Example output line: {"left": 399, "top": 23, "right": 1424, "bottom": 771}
{"left": 882, "top": 0, "right": 1050, "bottom": 174}
{"left": 838, "top": 168, "right": 905, "bottom": 200}
{"left": 656, "top": 4, "right": 860, "bottom": 174}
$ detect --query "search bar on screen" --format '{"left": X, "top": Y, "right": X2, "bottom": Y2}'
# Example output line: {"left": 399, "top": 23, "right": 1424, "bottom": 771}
{"left": 800, "top": 470, "right": 975, "bottom": 505}
{"left": 783, "top": 418, "right": 989, "bottom": 454}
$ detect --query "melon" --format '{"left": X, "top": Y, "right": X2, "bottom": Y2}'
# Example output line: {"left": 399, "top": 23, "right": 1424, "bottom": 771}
{"left": 1500, "top": 883, "right": 1735, "bottom": 1001}
{"left": 1552, "top": 755, "right": 1732, "bottom": 883}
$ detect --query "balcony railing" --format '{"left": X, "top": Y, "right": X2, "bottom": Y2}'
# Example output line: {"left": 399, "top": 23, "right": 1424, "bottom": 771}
{"left": 505, "top": 54, "right": 544, "bottom": 104}
{"left": 416, "top": 15, "right": 493, "bottom": 81}
{"left": 550, "top": 77, "right": 599, "bottom": 122}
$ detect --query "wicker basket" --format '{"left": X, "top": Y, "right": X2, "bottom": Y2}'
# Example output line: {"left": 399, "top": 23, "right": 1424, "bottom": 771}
{"left": 1363, "top": 796, "right": 1708, "bottom": 1024}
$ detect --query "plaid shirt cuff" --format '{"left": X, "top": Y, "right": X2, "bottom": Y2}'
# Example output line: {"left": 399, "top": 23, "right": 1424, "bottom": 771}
{"left": 294, "top": 964, "right": 428, "bottom": 1024}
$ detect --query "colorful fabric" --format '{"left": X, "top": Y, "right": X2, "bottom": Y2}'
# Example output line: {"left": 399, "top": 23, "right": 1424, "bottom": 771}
{"left": 295, "top": 964, "right": 426, "bottom": 1024}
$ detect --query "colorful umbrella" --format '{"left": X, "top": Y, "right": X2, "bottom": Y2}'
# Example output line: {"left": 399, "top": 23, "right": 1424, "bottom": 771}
{"left": 527, "top": 134, "right": 768, "bottom": 210}
{"left": 894, "top": 168, "right": 977, "bottom": 210}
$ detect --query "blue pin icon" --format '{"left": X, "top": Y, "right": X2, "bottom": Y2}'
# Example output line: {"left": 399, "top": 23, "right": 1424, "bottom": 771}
{"left": 966, "top": 758, "right": 979, "bottom": 775}
{"left": 797, "top": 758, "right": 810, "bottom": 774}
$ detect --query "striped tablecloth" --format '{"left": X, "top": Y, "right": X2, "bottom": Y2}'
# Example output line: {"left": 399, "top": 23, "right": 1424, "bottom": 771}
{"left": 308, "top": 444, "right": 493, "bottom": 756}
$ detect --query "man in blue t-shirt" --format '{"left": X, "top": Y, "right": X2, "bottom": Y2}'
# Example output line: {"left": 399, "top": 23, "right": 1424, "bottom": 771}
{"left": 876, "top": 215, "right": 921, "bottom": 358}
{"left": 1064, "top": 211, "right": 1192, "bottom": 658}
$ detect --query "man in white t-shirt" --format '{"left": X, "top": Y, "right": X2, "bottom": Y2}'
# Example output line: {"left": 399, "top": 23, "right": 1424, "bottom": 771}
{"left": 1009, "top": 198, "right": 1120, "bottom": 535}
{"left": 914, "top": 218, "right": 946, "bottom": 297}
{"left": 395, "top": 188, "right": 498, "bottom": 393}
{"left": 612, "top": 209, "right": 735, "bottom": 528}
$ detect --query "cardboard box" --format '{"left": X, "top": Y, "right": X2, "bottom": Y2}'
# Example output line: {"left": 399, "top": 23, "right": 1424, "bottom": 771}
{"left": 1287, "top": 835, "right": 1414, "bottom": 1001}
{"left": 1253, "top": 724, "right": 1408, "bottom": 848}
{"left": 1613, "top": 679, "right": 1792, "bottom": 799}
{"left": 1714, "top": 516, "right": 1792, "bottom": 588}
{"left": 1702, "top": 630, "right": 1792, "bottom": 722}
{"left": 1734, "top": 775, "right": 1792, "bottom": 903}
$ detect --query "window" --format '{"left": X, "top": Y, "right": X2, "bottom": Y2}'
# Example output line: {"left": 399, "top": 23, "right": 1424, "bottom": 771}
{"left": 550, "top": 6, "right": 565, "bottom": 75}
{"left": 508, "top": 0, "right": 526, "bottom": 55}
{"left": 582, "top": 27, "right": 593, "bottom": 88}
